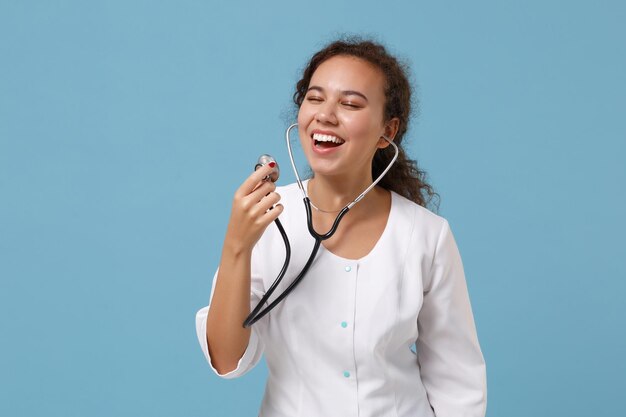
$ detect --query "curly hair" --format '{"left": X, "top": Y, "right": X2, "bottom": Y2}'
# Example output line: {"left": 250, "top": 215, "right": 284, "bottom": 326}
{"left": 293, "top": 37, "right": 439, "bottom": 211}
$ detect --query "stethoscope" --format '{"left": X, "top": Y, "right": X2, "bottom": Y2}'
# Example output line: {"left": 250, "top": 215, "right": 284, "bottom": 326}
{"left": 243, "top": 123, "right": 399, "bottom": 327}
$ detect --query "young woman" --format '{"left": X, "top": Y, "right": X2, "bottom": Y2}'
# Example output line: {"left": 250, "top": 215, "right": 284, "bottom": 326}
{"left": 196, "top": 38, "right": 487, "bottom": 417}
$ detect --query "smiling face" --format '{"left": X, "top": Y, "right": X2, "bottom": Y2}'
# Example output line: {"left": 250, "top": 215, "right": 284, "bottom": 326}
{"left": 297, "top": 55, "right": 395, "bottom": 181}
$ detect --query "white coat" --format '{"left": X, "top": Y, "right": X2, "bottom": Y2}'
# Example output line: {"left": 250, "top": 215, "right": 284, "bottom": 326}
{"left": 196, "top": 181, "right": 487, "bottom": 417}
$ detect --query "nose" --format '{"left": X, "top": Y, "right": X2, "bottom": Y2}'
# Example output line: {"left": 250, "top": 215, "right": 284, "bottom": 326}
{"left": 315, "top": 101, "right": 338, "bottom": 125}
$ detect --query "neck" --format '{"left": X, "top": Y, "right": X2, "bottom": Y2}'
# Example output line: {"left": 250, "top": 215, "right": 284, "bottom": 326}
{"left": 307, "top": 172, "right": 375, "bottom": 212}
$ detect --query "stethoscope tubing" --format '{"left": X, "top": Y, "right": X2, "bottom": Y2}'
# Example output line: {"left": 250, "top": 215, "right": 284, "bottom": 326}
{"left": 243, "top": 124, "right": 398, "bottom": 327}
{"left": 242, "top": 217, "right": 292, "bottom": 328}
{"left": 242, "top": 200, "right": 351, "bottom": 327}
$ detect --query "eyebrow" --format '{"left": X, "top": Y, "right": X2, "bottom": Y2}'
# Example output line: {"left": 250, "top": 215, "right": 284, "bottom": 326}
{"left": 307, "top": 86, "right": 369, "bottom": 102}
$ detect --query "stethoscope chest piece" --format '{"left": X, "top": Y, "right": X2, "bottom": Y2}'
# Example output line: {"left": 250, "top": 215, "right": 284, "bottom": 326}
{"left": 255, "top": 154, "right": 280, "bottom": 183}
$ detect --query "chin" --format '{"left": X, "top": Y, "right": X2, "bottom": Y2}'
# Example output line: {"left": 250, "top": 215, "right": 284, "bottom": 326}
{"left": 307, "top": 162, "right": 346, "bottom": 179}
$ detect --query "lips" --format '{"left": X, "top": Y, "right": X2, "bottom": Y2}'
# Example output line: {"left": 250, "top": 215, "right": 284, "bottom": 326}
{"left": 312, "top": 132, "right": 345, "bottom": 149}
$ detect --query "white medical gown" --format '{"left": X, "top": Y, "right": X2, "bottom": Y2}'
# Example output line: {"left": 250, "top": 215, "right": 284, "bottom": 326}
{"left": 196, "top": 181, "right": 487, "bottom": 417}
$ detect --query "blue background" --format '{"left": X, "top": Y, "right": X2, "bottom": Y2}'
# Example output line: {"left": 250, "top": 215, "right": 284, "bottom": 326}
{"left": 1, "top": 1, "right": 624, "bottom": 416}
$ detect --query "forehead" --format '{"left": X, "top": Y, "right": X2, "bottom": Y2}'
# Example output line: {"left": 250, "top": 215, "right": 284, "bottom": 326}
{"left": 310, "top": 55, "right": 385, "bottom": 97}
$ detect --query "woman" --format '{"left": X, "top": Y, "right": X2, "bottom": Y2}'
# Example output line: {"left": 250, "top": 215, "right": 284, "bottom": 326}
{"left": 196, "top": 38, "right": 487, "bottom": 417}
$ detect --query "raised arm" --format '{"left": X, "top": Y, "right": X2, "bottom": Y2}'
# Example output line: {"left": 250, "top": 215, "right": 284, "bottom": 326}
{"left": 205, "top": 164, "right": 283, "bottom": 374}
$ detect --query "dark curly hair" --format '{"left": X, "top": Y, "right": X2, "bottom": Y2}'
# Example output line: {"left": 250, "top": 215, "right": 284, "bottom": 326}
{"left": 293, "top": 37, "right": 439, "bottom": 211}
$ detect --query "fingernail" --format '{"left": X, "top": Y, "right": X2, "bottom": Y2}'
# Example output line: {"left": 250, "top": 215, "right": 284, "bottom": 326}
{"left": 268, "top": 162, "right": 276, "bottom": 168}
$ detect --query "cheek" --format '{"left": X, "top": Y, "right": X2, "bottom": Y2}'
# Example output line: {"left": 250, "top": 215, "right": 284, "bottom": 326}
{"left": 296, "top": 111, "right": 307, "bottom": 144}
{"left": 296, "top": 113, "right": 310, "bottom": 147}
{"left": 346, "top": 114, "right": 381, "bottom": 138}
{"left": 297, "top": 104, "right": 314, "bottom": 126}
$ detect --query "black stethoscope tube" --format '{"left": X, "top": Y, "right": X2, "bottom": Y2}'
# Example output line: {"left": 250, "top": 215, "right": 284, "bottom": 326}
{"left": 242, "top": 197, "right": 349, "bottom": 328}
{"left": 242, "top": 216, "right": 291, "bottom": 328}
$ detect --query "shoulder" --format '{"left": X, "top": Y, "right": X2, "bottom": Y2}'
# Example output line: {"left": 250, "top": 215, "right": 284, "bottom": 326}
{"left": 275, "top": 181, "right": 304, "bottom": 200}
{"left": 388, "top": 191, "right": 453, "bottom": 263}
{"left": 391, "top": 191, "right": 448, "bottom": 235}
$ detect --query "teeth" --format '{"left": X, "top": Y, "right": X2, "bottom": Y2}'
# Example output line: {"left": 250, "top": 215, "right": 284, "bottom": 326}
{"left": 313, "top": 133, "right": 345, "bottom": 144}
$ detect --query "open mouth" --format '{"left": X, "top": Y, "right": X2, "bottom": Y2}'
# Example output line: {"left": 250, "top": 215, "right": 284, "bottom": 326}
{"left": 313, "top": 133, "right": 345, "bottom": 149}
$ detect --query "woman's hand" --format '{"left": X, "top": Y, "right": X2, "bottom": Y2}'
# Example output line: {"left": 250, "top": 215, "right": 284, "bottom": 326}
{"left": 223, "top": 163, "right": 283, "bottom": 254}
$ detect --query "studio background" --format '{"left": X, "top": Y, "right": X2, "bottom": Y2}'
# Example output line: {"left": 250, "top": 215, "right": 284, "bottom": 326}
{"left": 1, "top": 1, "right": 624, "bottom": 416}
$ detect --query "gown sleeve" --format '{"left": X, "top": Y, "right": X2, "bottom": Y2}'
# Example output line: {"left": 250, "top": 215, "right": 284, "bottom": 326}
{"left": 195, "top": 247, "right": 268, "bottom": 379}
{"left": 416, "top": 219, "right": 488, "bottom": 417}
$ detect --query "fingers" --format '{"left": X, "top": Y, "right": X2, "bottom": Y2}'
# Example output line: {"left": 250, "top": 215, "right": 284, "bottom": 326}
{"left": 263, "top": 203, "right": 284, "bottom": 223}
{"left": 248, "top": 180, "right": 275, "bottom": 203}
{"left": 224, "top": 163, "right": 284, "bottom": 251}
{"left": 237, "top": 164, "right": 276, "bottom": 197}
{"left": 254, "top": 191, "right": 281, "bottom": 215}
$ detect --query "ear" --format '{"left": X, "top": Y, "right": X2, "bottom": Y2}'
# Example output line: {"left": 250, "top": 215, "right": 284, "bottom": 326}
{"left": 377, "top": 118, "right": 400, "bottom": 149}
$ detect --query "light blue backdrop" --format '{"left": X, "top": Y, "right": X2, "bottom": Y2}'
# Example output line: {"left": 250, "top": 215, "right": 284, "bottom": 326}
{"left": 1, "top": 1, "right": 624, "bottom": 416}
